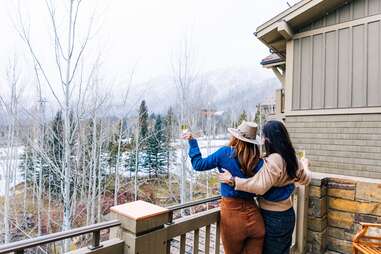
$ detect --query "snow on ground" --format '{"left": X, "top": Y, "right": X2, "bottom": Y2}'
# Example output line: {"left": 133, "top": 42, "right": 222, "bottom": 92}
{"left": 0, "top": 137, "right": 229, "bottom": 196}
{"left": 172, "top": 137, "right": 230, "bottom": 177}
{"left": 0, "top": 146, "right": 24, "bottom": 196}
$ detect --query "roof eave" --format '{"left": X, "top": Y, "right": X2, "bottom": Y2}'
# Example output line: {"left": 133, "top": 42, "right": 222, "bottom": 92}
{"left": 255, "top": 0, "right": 351, "bottom": 51}
{"left": 255, "top": 0, "right": 318, "bottom": 39}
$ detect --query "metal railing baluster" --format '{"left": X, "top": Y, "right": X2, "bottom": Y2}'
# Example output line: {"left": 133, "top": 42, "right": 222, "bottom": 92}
{"left": 88, "top": 229, "right": 103, "bottom": 250}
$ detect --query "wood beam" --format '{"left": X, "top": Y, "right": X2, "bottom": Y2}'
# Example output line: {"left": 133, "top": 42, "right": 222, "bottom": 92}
{"left": 277, "top": 20, "right": 294, "bottom": 40}
{"left": 272, "top": 66, "right": 285, "bottom": 87}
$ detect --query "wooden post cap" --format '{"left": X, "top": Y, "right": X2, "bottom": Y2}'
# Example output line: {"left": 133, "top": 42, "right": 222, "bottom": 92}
{"left": 110, "top": 200, "right": 170, "bottom": 234}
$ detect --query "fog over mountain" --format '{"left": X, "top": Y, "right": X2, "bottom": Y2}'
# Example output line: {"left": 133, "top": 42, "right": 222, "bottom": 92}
{"left": 0, "top": 67, "right": 279, "bottom": 122}
{"left": 116, "top": 67, "right": 280, "bottom": 116}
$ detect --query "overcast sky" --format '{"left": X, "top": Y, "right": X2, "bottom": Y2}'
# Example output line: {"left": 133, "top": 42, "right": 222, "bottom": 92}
{"left": 0, "top": 0, "right": 297, "bottom": 87}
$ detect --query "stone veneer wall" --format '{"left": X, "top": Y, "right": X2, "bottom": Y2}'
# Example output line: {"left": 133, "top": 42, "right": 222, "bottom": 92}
{"left": 306, "top": 173, "right": 381, "bottom": 254}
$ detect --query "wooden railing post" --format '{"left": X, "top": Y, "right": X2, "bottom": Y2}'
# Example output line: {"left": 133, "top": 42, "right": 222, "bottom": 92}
{"left": 293, "top": 184, "right": 310, "bottom": 254}
{"left": 110, "top": 200, "right": 171, "bottom": 254}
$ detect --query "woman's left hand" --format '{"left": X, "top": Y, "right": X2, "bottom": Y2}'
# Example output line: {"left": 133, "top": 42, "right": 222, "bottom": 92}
{"left": 182, "top": 132, "right": 193, "bottom": 140}
{"left": 218, "top": 169, "right": 233, "bottom": 184}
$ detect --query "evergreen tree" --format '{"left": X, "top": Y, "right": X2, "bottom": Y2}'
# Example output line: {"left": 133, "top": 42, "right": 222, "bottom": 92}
{"left": 108, "top": 119, "right": 127, "bottom": 168}
{"left": 238, "top": 110, "right": 248, "bottom": 125}
{"left": 139, "top": 100, "right": 149, "bottom": 140}
{"left": 120, "top": 130, "right": 137, "bottom": 177}
{"left": 45, "top": 111, "right": 65, "bottom": 196}
{"left": 126, "top": 149, "right": 136, "bottom": 175}
{"left": 145, "top": 115, "right": 167, "bottom": 177}
{"left": 19, "top": 110, "right": 76, "bottom": 198}
{"left": 47, "top": 111, "right": 64, "bottom": 168}
{"left": 164, "top": 107, "right": 176, "bottom": 176}
{"left": 19, "top": 145, "right": 36, "bottom": 183}
{"left": 137, "top": 100, "right": 149, "bottom": 174}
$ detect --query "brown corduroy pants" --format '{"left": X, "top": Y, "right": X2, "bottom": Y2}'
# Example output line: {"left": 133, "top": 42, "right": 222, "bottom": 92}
{"left": 220, "top": 197, "right": 265, "bottom": 254}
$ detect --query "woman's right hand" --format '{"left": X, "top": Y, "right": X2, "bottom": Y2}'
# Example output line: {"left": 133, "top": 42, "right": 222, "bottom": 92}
{"left": 296, "top": 157, "right": 312, "bottom": 185}
{"left": 182, "top": 132, "right": 193, "bottom": 140}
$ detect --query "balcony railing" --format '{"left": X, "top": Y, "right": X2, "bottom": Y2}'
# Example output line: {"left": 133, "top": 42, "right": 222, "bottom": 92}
{"left": 166, "top": 196, "right": 222, "bottom": 254}
{"left": 0, "top": 185, "right": 308, "bottom": 254}
{"left": 0, "top": 220, "right": 122, "bottom": 254}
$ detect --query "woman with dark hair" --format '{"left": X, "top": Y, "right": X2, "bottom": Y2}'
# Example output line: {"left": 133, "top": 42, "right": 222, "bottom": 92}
{"left": 219, "top": 120, "right": 311, "bottom": 254}
{"left": 183, "top": 121, "right": 295, "bottom": 254}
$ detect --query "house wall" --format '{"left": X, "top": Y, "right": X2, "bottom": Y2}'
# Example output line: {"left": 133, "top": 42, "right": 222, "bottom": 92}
{"left": 291, "top": 0, "right": 381, "bottom": 111}
{"left": 286, "top": 114, "right": 381, "bottom": 178}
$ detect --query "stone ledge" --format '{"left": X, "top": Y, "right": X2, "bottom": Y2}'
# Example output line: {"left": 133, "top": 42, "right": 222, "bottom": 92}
{"left": 312, "top": 172, "right": 381, "bottom": 184}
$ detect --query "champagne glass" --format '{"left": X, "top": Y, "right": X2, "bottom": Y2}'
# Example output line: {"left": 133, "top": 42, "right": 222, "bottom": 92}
{"left": 180, "top": 124, "right": 203, "bottom": 138}
{"left": 296, "top": 150, "right": 306, "bottom": 159}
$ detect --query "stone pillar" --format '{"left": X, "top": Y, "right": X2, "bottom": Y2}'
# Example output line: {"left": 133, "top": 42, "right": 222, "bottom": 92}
{"left": 110, "top": 200, "right": 171, "bottom": 254}
{"left": 306, "top": 177, "right": 328, "bottom": 254}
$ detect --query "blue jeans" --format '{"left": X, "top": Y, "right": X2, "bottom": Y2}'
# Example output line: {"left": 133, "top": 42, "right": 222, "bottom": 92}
{"left": 261, "top": 207, "right": 295, "bottom": 254}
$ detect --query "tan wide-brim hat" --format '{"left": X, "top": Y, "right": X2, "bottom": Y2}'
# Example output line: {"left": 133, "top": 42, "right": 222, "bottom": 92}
{"left": 228, "top": 121, "right": 262, "bottom": 145}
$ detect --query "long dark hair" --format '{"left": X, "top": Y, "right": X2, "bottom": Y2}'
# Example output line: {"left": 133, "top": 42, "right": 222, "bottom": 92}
{"left": 228, "top": 136, "right": 260, "bottom": 177}
{"left": 262, "top": 120, "right": 298, "bottom": 179}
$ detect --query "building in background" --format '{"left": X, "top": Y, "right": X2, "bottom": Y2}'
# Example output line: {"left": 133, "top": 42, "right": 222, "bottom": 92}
{"left": 256, "top": 94, "right": 276, "bottom": 120}
{"left": 199, "top": 109, "right": 228, "bottom": 137}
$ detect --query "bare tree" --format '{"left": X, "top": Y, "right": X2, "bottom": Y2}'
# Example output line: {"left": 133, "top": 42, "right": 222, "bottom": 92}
{"left": 114, "top": 68, "right": 135, "bottom": 205}
{"left": 0, "top": 57, "right": 23, "bottom": 243}
{"left": 14, "top": 0, "right": 100, "bottom": 249}
{"left": 171, "top": 35, "right": 199, "bottom": 206}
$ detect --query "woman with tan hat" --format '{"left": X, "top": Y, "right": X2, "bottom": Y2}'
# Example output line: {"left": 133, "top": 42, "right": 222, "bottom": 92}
{"left": 183, "top": 121, "right": 295, "bottom": 254}
{"left": 218, "top": 120, "right": 311, "bottom": 254}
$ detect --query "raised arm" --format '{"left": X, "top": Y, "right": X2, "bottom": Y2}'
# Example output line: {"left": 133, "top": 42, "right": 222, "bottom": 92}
{"left": 188, "top": 139, "right": 221, "bottom": 171}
